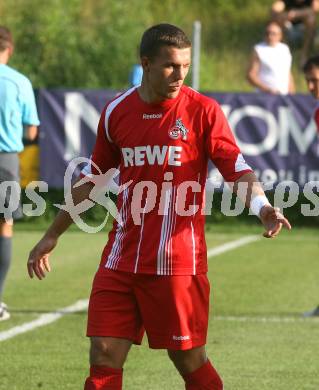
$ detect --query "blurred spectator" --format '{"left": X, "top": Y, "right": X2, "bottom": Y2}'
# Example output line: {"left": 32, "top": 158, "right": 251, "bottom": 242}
{"left": 0, "top": 26, "right": 39, "bottom": 321}
{"left": 302, "top": 55, "right": 319, "bottom": 316}
{"left": 129, "top": 63, "right": 143, "bottom": 87}
{"left": 247, "top": 21, "right": 295, "bottom": 94}
{"left": 271, "top": 0, "right": 319, "bottom": 66}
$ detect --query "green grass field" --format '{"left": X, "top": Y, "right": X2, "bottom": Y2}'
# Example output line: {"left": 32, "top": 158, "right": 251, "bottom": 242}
{"left": 0, "top": 224, "right": 318, "bottom": 390}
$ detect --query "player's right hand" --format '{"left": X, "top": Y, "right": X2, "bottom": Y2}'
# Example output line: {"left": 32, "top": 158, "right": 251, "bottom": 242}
{"left": 27, "top": 236, "right": 57, "bottom": 280}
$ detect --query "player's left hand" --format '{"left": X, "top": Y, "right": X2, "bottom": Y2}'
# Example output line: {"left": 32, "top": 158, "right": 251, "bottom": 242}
{"left": 260, "top": 205, "right": 291, "bottom": 238}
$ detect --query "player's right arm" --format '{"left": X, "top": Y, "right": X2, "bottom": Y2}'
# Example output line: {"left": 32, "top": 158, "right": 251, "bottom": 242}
{"left": 27, "top": 179, "right": 95, "bottom": 280}
{"left": 27, "top": 104, "right": 121, "bottom": 280}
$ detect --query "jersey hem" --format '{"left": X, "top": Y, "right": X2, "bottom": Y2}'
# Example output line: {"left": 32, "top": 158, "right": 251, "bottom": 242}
{"left": 102, "top": 263, "right": 208, "bottom": 275}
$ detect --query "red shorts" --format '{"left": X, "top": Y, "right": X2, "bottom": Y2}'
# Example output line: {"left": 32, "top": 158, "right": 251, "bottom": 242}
{"left": 87, "top": 267, "right": 210, "bottom": 350}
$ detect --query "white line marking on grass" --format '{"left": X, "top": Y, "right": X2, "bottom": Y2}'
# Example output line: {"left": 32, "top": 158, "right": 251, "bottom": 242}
{"left": 207, "top": 235, "right": 260, "bottom": 258}
{"left": 214, "top": 315, "right": 319, "bottom": 323}
{"left": 0, "top": 299, "right": 88, "bottom": 342}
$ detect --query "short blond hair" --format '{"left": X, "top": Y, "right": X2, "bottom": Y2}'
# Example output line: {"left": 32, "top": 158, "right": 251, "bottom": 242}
{"left": 140, "top": 24, "right": 191, "bottom": 60}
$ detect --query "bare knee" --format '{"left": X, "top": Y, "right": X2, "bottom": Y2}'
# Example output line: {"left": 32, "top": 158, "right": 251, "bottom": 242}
{"left": 167, "top": 346, "right": 207, "bottom": 375}
{"left": 89, "top": 337, "right": 132, "bottom": 368}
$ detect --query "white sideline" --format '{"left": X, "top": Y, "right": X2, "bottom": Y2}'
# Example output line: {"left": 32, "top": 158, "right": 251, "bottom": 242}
{"left": 0, "top": 235, "right": 260, "bottom": 343}
{"left": 0, "top": 299, "right": 89, "bottom": 342}
{"left": 207, "top": 235, "right": 260, "bottom": 258}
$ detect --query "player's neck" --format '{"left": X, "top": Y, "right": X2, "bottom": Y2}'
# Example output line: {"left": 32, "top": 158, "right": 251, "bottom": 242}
{"left": 138, "top": 84, "right": 166, "bottom": 105}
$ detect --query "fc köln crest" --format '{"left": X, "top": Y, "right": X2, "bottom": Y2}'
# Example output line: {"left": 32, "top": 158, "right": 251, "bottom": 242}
{"left": 168, "top": 118, "right": 189, "bottom": 140}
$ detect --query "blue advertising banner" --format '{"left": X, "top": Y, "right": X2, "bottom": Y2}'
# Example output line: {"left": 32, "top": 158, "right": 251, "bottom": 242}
{"left": 38, "top": 90, "right": 319, "bottom": 188}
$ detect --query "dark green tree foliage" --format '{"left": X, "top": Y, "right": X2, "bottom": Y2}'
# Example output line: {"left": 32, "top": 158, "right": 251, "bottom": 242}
{"left": 1, "top": 0, "right": 151, "bottom": 87}
{"left": 0, "top": 0, "right": 275, "bottom": 89}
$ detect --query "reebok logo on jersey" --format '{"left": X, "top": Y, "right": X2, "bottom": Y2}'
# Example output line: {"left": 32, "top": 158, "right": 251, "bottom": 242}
{"left": 172, "top": 335, "right": 190, "bottom": 341}
{"left": 122, "top": 145, "right": 182, "bottom": 167}
{"left": 169, "top": 118, "right": 189, "bottom": 140}
{"left": 143, "top": 113, "right": 163, "bottom": 119}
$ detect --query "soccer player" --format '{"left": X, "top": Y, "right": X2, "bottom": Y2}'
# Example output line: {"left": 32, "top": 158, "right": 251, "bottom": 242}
{"left": 302, "top": 55, "right": 319, "bottom": 317}
{"left": 0, "top": 26, "right": 39, "bottom": 321}
{"left": 27, "top": 24, "right": 291, "bottom": 389}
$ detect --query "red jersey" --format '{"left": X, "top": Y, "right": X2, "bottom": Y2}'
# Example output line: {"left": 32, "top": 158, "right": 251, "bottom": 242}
{"left": 82, "top": 85, "right": 252, "bottom": 275}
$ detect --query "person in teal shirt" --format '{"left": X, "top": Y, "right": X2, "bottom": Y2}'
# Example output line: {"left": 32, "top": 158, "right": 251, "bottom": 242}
{"left": 129, "top": 64, "right": 143, "bottom": 87}
{"left": 0, "top": 26, "right": 40, "bottom": 321}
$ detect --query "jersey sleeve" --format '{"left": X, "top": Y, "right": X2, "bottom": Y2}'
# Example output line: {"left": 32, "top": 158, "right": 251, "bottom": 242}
{"left": 81, "top": 106, "right": 121, "bottom": 178}
{"left": 205, "top": 101, "right": 252, "bottom": 182}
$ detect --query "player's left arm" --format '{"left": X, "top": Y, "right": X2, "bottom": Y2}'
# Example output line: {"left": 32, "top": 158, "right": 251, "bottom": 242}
{"left": 206, "top": 101, "right": 291, "bottom": 238}
{"left": 24, "top": 124, "right": 38, "bottom": 141}
{"left": 21, "top": 78, "right": 40, "bottom": 139}
{"left": 234, "top": 171, "right": 291, "bottom": 238}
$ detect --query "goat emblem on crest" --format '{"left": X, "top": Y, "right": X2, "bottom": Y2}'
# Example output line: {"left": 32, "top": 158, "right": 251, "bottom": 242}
{"left": 168, "top": 118, "right": 189, "bottom": 140}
